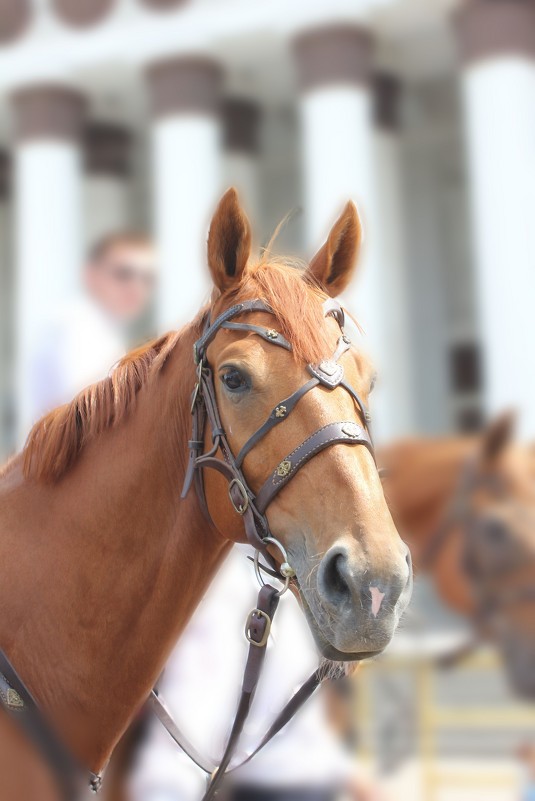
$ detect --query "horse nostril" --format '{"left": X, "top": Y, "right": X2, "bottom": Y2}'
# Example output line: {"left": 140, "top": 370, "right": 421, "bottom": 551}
{"left": 318, "top": 544, "right": 412, "bottom": 617}
{"left": 321, "top": 550, "right": 352, "bottom": 607}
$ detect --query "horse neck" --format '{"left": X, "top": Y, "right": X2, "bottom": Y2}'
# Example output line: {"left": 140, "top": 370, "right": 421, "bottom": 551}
{"left": 383, "top": 437, "right": 476, "bottom": 570}
{"left": 0, "top": 322, "right": 230, "bottom": 771}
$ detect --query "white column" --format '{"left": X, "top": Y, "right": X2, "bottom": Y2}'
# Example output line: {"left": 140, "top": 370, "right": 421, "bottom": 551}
{"left": 222, "top": 99, "right": 261, "bottom": 228}
{"left": 84, "top": 123, "right": 132, "bottom": 245}
{"left": 147, "top": 57, "right": 222, "bottom": 332}
{"left": 294, "top": 26, "right": 394, "bottom": 439}
{"left": 0, "top": 154, "right": 13, "bottom": 459}
{"left": 12, "top": 86, "right": 86, "bottom": 444}
{"left": 457, "top": 0, "right": 535, "bottom": 438}
{"left": 373, "top": 73, "right": 414, "bottom": 436}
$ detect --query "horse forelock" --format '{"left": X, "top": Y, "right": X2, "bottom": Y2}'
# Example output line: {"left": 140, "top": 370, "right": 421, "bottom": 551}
{"left": 220, "top": 258, "right": 333, "bottom": 365}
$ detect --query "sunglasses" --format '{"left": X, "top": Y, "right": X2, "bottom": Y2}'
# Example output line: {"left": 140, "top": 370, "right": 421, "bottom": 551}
{"left": 104, "top": 263, "right": 156, "bottom": 287}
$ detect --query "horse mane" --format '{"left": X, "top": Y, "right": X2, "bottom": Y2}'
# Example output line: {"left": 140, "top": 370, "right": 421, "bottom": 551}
{"left": 22, "top": 329, "right": 183, "bottom": 483}
{"left": 21, "top": 258, "right": 334, "bottom": 484}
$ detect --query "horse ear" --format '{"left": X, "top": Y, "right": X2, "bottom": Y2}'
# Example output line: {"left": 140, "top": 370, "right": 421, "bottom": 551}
{"left": 207, "top": 188, "right": 252, "bottom": 292}
{"left": 481, "top": 411, "right": 516, "bottom": 461}
{"left": 308, "top": 201, "right": 362, "bottom": 297}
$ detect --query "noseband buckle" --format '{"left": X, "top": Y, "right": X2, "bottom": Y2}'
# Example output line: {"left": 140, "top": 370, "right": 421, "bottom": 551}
{"left": 228, "top": 478, "right": 249, "bottom": 515}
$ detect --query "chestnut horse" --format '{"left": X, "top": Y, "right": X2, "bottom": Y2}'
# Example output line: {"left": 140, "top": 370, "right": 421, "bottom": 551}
{"left": 0, "top": 189, "right": 411, "bottom": 800}
{"left": 381, "top": 414, "right": 535, "bottom": 697}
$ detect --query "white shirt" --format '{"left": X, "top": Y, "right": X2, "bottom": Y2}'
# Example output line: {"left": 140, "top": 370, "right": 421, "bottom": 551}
{"left": 129, "top": 546, "right": 354, "bottom": 801}
{"left": 29, "top": 296, "right": 125, "bottom": 424}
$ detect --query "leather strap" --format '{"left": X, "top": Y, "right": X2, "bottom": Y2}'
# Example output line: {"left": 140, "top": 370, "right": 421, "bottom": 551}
{"left": 150, "top": 579, "right": 327, "bottom": 796}
{"left": 148, "top": 691, "right": 216, "bottom": 774}
{"left": 221, "top": 321, "right": 292, "bottom": 351}
{"left": 235, "top": 379, "right": 320, "bottom": 469}
{"left": 202, "top": 584, "right": 280, "bottom": 800}
{"left": 0, "top": 649, "right": 100, "bottom": 800}
{"left": 255, "top": 421, "right": 373, "bottom": 514}
{"left": 194, "top": 300, "right": 274, "bottom": 363}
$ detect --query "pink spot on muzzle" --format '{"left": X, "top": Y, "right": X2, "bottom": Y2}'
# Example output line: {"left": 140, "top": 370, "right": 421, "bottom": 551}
{"left": 370, "top": 586, "right": 385, "bottom": 618}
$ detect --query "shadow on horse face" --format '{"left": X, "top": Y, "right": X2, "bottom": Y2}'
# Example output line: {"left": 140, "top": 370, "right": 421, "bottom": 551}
{"left": 201, "top": 189, "right": 412, "bottom": 661}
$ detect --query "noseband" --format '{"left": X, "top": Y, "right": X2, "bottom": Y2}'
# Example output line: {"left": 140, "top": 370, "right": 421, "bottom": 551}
{"left": 181, "top": 297, "right": 374, "bottom": 569}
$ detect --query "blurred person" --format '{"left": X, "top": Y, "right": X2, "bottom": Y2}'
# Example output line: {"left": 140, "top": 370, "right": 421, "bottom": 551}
{"left": 123, "top": 546, "right": 386, "bottom": 801}
{"left": 518, "top": 742, "right": 535, "bottom": 801}
{"left": 28, "top": 231, "right": 156, "bottom": 430}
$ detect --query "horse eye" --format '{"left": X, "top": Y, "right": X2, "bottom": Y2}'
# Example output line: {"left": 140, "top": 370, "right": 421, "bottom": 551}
{"left": 221, "top": 368, "right": 249, "bottom": 393}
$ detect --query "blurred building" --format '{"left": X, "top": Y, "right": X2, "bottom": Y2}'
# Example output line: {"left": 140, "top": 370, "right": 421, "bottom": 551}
{"left": 0, "top": 0, "right": 534, "bottom": 455}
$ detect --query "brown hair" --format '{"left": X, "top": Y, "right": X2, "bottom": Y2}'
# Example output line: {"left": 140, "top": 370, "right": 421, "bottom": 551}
{"left": 88, "top": 230, "right": 154, "bottom": 263}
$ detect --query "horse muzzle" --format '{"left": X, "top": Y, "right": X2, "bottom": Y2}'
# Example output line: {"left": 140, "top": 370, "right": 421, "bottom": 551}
{"left": 296, "top": 540, "right": 413, "bottom": 659}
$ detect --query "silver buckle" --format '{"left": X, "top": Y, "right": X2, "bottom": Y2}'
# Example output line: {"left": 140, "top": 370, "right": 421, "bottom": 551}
{"left": 245, "top": 608, "right": 271, "bottom": 647}
{"left": 190, "top": 361, "right": 204, "bottom": 413}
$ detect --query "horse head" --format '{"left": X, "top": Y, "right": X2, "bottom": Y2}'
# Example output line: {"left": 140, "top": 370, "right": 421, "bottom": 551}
{"left": 196, "top": 189, "right": 412, "bottom": 661}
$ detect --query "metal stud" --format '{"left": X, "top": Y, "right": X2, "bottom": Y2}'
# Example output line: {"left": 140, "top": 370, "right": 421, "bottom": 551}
{"left": 266, "top": 329, "right": 279, "bottom": 340}
{"left": 280, "top": 561, "right": 296, "bottom": 578}
{"left": 275, "top": 405, "right": 287, "bottom": 418}
{"left": 342, "top": 422, "right": 361, "bottom": 439}
{"left": 276, "top": 459, "right": 292, "bottom": 478}
{"left": 6, "top": 688, "right": 23, "bottom": 709}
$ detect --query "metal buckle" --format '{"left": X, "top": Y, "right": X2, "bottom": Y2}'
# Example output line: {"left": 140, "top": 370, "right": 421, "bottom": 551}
{"left": 190, "top": 361, "right": 204, "bottom": 414}
{"left": 228, "top": 478, "right": 249, "bottom": 515}
{"left": 89, "top": 774, "right": 103, "bottom": 794}
{"left": 245, "top": 608, "right": 271, "bottom": 647}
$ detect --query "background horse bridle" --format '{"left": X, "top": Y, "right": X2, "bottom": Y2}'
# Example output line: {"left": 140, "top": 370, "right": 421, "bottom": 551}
{"left": 422, "top": 457, "right": 535, "bottom": 657}
{"left": 0, "top": 296, "right": 378, "bottom": 799}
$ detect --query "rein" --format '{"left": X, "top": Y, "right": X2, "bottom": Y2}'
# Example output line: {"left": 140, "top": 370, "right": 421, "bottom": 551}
{"left": 0, "top": 296, "right": 375, "bottom": 800}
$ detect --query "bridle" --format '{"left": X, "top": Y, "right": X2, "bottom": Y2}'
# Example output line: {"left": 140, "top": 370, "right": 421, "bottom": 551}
{"left": 180, "top": 296, "right": 374, "bottom": 562}
{"left": 0, "top": 295, "right": 377, "bottom": 801}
